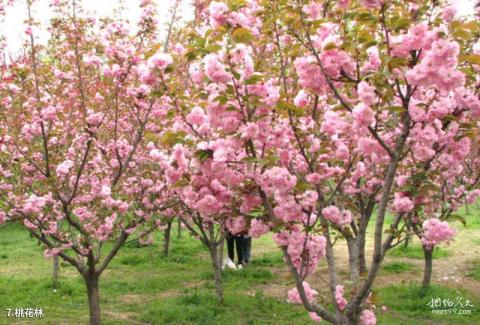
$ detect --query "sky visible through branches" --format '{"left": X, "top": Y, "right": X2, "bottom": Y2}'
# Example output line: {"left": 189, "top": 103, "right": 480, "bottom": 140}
{"left": 1, "top": 0, "right": 194, "bottom": 54}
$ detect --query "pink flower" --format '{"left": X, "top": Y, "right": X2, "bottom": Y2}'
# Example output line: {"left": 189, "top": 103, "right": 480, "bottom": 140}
{"left": 273, "top": 231, "right": 289, "bottom": 246}
{"left": 466, "top": 189, "right": 480, "bottom": 205}
{"left": 263, "top": 80, "right": 280, "bottom": 106}
{"left": 294, "top": 90, "right": 310, "bottom": 108}
{"left": 303, "top": 2, "right": 322, "bottom": 20}
{"left": 208, "top": 1, "right": 229, "bottom": 29}
{"left": 0, "top": 211, "right": 7, "bottom": 225}
{"left": 396, "top": 175, "right": 409, "bottom": 187}
{"left": 148, "top": 52, "right": 173, "bottom": 71}
{"left": 359, "top": 0, "right": 382, "bottom": 9}
{"left": 338, "top": 0, "right": 350, "bottom": 9}
{"left": 204, "top": 54, "right": 231, "bottom": 84}
{"left": 196, "top": 195, "right": 223, "bottom": 216}
{"left": 442, "top": 5, "right": 457, "bottom": 22}
{"left": 294, "top": 56, "right": 326, "bottom": 93}
{"left": 309, "top": 312, "right": 322, "bottom": 322}
{"left": 322, "top": 206, "right": 352, "bottom": 226}
{"left": 44, "top": 248, "right": 61, "bottom": 258}
{"left": 83, "top": 55, "right": 102, "bottom": 67}
{"left": 362, "top": 47, "right": 381, "bottom": 73}
{"left": 393, "top": 193, "right": 414, "bottom": 213}
{"left": 261, "top": 167, "right": 297, "bottom": 196}
{"left": 240, "top": 122, "right": 259, "bottom": 140}
{"left": 74, "top": 207, "right": 93, "bottom": 222}
{"left": 352, "top": 103, "right": 374, "bottom": 128}
{"left": 86, "top": 111, "right": 104, "bottom": 127}
{"left": 226, "top": 217, "right": 246, "bottom": 235}
{"left": 186, "top": 106, "right": 206, "bottom": 125}
{"left": 335, "top": 285, "right": 347, "bottom": 311}
{"left": 23, "top": 194, "right": 47, "bottom": 214}
{"left": 287, "top": 281, "right": 318, "bottom": 304}
{"left": 358, "top": 81, "right": 376, "bottom": 106}
{"left": 360, "top": 309, "right": 377, "bottom": 325}
{"left": 99, "top": 185, "right": 112, "bottom": 198}
{"left": 95, "top": 214, "right": 116, "bottom": 241}
{"left": 306, "top": 173, "right": 322, "bottom": 185}
{"left": 248, "top": 219, "right": 270, "bottom": 238}
{"left": 56, "top": 159, "right": 74, "bottom": 178}
{"left": 421, "top": 218, "right": 455, "bottom": 248}
{"left": 189, "top": 62, "right": 205, "bottom": 85}
{"left": 406, "top": 39, "right": 464, "bottom": 93}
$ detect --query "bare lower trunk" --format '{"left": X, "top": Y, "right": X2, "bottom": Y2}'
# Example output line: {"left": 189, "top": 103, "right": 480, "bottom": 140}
{"left": 347, "top": 240, "right": 359, "bottom": 284}
{"left": 163, "top": 220, "right": 173, "bottom": 257}
{"left": 209, "top": 244, "right": 224, "bottom": 303}
{"left": 358, "top": 235, "right": 367, "bottom": 275}
{"left": 339, "top": 317, "right": 359, "bottom": 325}
{"left": 177, "top": 218, "right": 182, "bottom": 238}
{"left": 422, "top": 245, "right": 433, "bottom": 289}
{"left": 52, "top": 255, "right": 59, "bottom": 289}
{"left": 403, "top": 234, "right": 410, "bottom": 248}
{"left": 85, "top": 274, "right": 101, "bottom": 325}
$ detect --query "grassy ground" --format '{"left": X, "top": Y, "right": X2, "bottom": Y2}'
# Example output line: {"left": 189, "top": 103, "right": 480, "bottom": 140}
{"left": 0, "top": 204, "right": 479, "bottom": 324}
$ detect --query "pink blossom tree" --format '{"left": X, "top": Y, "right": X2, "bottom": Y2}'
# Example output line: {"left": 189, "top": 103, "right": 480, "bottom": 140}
{"left": 0, "top": 1, "right": 177, "bottom": 324}
{"left": 166, "top": 0, "right": 480, "bottom": 323}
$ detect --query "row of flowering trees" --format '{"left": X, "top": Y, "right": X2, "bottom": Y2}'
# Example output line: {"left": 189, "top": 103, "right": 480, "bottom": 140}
{"left": 1, "top": 0, "right": 480, "bottom": 324}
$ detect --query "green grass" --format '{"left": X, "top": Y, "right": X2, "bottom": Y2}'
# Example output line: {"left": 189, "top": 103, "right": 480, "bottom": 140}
{"left": 388, "top": 244, "right": 450, "bottom": 259}
{"left": 382, "top": 261, "right": 415, "bottom": 274}
{"left": 452, "top": 203, "right": 480, "bottom": 229}
{"left": 466, "top": 259, "right": 480, "bottom": 281}
{"left": 377, "top": 284, "right": 480, "bottom": 325}
{"left": 139, "top": 290, "right": 312, "bottom": 325}
{"left": 1, "top": 215, "right": 480, "bottom": 325}
{"left": 0, "top": 223, "right": 313, "bottom": 324}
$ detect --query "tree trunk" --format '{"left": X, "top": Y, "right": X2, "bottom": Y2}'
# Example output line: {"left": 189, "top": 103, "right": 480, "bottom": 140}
{"left": 358, "top": 235, "right": 367, "bottom": 275}
{"left": 163, "top": 220, "right": 173, "bottom": 257}
{"left": 85, "top": 274, "right": 101, "bottom": 325}
{"left": 422, "top": 245, "right": 433, "bottom": 289}
{"left": 177, "top": 218, "right": 182, "bottom": 238}
{"left": 52, "top": 255, "right": 59, "bottom": 289}
{"left": 347, "top": 239, "right": 360, "bottom": 284}
{"left": 209, "top": 244, "right": 224, "bottom": 303}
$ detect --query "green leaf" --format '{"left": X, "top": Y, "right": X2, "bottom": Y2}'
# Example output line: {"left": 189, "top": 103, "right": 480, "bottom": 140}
{"left": 459, "top": 54, "right": 480, "bottom": 65}
{"left": 242, "top": 156, "right": 258, "bottom": 163}
{"left": 194, "top": 149, "right": 214, "bottom": 162}
{"left": 452, "top": 29, "right": 472, "bottom": 40}
{"left": 245, "top": 73, "right": 264, "bottom": 85}
{"left": 247, "top": 208, "right": 266, "bottom": 218}
{"left": 386, "top": 105, "right": 405, "bottom": 113}
{"left": 160, "top": 131, "right": 187, "bottom": 147}
{"left": 232, "top": 27, "right": 254, "bottom": 43}
{"left": 151, "top": 89, "right": 164, "bottom": 97}
{"left": 388, "top": 57, "right": 408, "bottom": 69}
{"left": 295, "top": 180, "right": 312, "bottom": 192}
{"left": 172, "top": 178, "right": 190, "bottom": 188}
{"left": 260, "top": 155, "right": 279, "bottom": 168}
{"left": 448, "top": 214, "right": 467, "bottom": 227}
{"left": 323, "top": 42, "right": 337, "bottom": 51}
{"left": 185, "top": 50, "right": 197, "bottom": 62}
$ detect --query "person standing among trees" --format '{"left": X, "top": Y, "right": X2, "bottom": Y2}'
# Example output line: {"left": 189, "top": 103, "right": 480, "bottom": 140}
{"left": 224, "top": 231, "right": 252, "bottom": 270}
